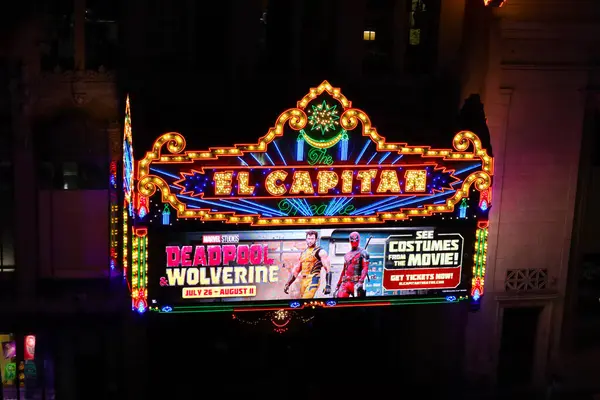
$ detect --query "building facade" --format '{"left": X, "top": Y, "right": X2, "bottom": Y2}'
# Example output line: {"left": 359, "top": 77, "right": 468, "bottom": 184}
{"left": 0, "top": 0, "right": 598, "bottom": 398}
{"left": 462, "top": 0, "right": 600, "bottom": 393}
{"left": 0, "top": 0, "right": 128, "bottom": 398}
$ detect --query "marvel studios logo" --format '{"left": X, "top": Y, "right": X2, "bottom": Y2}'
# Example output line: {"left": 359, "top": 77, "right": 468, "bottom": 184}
{"left": 202, "top": 234, "right": 240, "bottom": 244}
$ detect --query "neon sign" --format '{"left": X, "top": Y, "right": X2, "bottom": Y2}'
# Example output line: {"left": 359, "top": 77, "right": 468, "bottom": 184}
{"left": 122, "top": 95, "right": 134, "bottom": 280}
{"left": 277, "top": 199, "right": 355, "bottom": 216}
{"left": 131, "top": 81, "right": 494, "bottom": 314}
{"left": 137, "top": 81, "right": 493, "bottom": 226}
{"left": 123, "top": 95, "right": 134, "bottom": 217}
{"left": 174, "top": 164, "right": 458, "bottom": 199}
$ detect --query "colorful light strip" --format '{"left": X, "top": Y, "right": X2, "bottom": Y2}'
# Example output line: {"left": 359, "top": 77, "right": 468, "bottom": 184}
{"left": 109, "top": 162, "right": 118, "bottom": 272}
{"left": 131, "top": 227, "right": 148, "bottom": 312}
{"left": 471, "top": 221, "right": 489, "bottom": 301}
{"left": 149, "top": 295, "right": 469, "bottom": 314}
{"left": 122, "top": 207, "right": 128, "bottom": 279}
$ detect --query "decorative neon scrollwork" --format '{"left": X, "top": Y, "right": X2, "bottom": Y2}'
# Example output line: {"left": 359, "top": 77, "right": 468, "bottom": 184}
{"left": 135, "top": 81, "right": 494, "bottom": 226}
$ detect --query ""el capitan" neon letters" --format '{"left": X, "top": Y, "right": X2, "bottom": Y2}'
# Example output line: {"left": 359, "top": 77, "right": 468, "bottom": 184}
{"left": 174, "top": 165, "right": 459, "bottom": 199}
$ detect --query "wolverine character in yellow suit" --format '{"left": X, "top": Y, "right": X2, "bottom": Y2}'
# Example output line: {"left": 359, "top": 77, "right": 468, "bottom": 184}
{"left": 284, "top": 230, "right": 332, "bottom": 299}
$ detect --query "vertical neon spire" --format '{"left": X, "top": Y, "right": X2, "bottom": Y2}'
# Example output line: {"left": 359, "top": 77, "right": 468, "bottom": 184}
{"left": 122, "top": 95, "right": 134, "bottom": 279}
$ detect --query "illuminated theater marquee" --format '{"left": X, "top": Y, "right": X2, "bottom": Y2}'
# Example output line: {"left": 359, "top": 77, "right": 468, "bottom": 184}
{"left": 128, "top": 81, "right": 494, "bottom": 314}
{"left": 137, "top": 81, "right": 493, "bottom": 226}
{"left": 175, "top": 164, "right": 458, "bottom": 199}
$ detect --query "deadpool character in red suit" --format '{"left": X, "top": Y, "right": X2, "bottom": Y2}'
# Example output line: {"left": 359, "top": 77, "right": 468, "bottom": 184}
{"left": 334, "top": 231, "right": 369, "bottom": 298}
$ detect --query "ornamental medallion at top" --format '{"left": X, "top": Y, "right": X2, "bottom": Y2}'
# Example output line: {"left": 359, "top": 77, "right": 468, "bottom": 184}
{"left": 137, "top": 81, "right": 493, "bottom": 226}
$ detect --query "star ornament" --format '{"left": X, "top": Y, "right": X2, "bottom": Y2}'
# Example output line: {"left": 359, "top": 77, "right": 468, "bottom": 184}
{"left": 307, "top": 100, "right": 340, "bottom": 135}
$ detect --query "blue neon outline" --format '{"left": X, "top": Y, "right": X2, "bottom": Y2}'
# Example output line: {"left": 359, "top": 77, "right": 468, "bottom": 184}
{"left": 375, "top": 191, "right": 455, "bottom": 213}
{"left": 250, "top": 153, "right": 263, "bottom": 166}
{"left": 285, "top": 199, "right": 308, "bottom": 216}
{"left": 378, "top": 152, "right": 391, "bottom": 164}
{"left": 350, "top": 196, "right": 401, "bottom": 215}
{"left": 366, "top": 152, "right": 378, "bottom": 165}
{"left": 176, "top": 194, "right": 273, "bottom": 216}
{"left": 272, "top": 141, "right": 288, "bottom": 166}
{"left": 391, "top": 155, "right": 403, "bottom": 165}
{"left": 264, "top": 153, "right": 276, "bottom": 166}
{"left": 355, "top": 141, "right": 370, "bottom": 164}
{"left": 150, "top": 167, "right": 180, "bottom": 179}
{"left": 454, "top": 163, "right": 482, "bottom": 175}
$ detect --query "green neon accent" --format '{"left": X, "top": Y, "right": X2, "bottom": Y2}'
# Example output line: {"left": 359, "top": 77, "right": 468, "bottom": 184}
{"left": 300, "top": 129, "right": 344, "bottom": 149}
{"left": 277, "top": 199, "right": 354, "bottom": 217}
{"left": 307, "top": 147, "right": 333, "bottom": 165}
{"left": 474, "top": 228, "right": 488, "bottom": 278}
{"left": 307, "top": 100, "right": 340, "bottom": 135}
{"left": 141, "top": 236, "right": 147, "bottom": 290}
{"left": 137, "top": 237, "right": 142, "bottom": 288}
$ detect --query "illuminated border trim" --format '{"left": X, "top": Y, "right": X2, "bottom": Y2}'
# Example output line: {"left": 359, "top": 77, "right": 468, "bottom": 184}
{"left": 172, "top": 162, "right": 459, "bottom": 200}
{"left": 149, "top": 295, "right": 469, "bottom": 314}
{"left": 137, "top": 81, "right": 493, "bottom": 226}
{"left": 471, "top": 220, "right": 489, "bottom": 300}
{"left": 132, "top": 227, "right": 148, "bottom": 312}
{"left": 301, "top": 129, "right": 344, "bottom": 149}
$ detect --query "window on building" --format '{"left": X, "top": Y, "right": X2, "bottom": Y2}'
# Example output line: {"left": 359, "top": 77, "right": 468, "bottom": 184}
{"left": 363, "top": 0, "right": 394, "bottom": 74}
{"left": 363, "top": 30, "right": 376, "bottom": 41}
{"left": 40, "top": 0, "right": 75, "bottom": 71}
{"left": 34, "top": 111, "right": 109, "bottom": 190}
{"left": 79, "top": 161, "right": 108, "bottom": 190}
{"left": 408, "top": 0, "right": 426, "bottom": 46}
{"left": 0, "top": 161, "right": 15, "bottom": 272}
{"left": 39, "top": 161, "right": 108, "bottom": 191}
{"left": 62, "top": 162, "right": 79, "bottom": 190}
{"left": 85, "top": 0, "right": 119, "bottom": 70}
{"left": 405, "top": 0, "right": 440, "bottom": 74}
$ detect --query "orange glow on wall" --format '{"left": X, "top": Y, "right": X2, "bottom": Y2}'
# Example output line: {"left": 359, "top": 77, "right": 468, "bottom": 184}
{"left": 484, "top": 0, "right": 506, "bottom": 7}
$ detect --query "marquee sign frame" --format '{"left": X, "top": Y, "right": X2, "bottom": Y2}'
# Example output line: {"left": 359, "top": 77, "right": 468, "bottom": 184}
{"left": 125, "top": 81, "right": 494, "bottom": 314}
{"left": 136, "top": 81, "right": 493, "bottom": 226}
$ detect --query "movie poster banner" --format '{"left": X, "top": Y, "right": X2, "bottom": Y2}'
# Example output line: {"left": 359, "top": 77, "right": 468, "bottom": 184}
{"left": 148, "top": 227, "right": 474, "bottom": 307}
